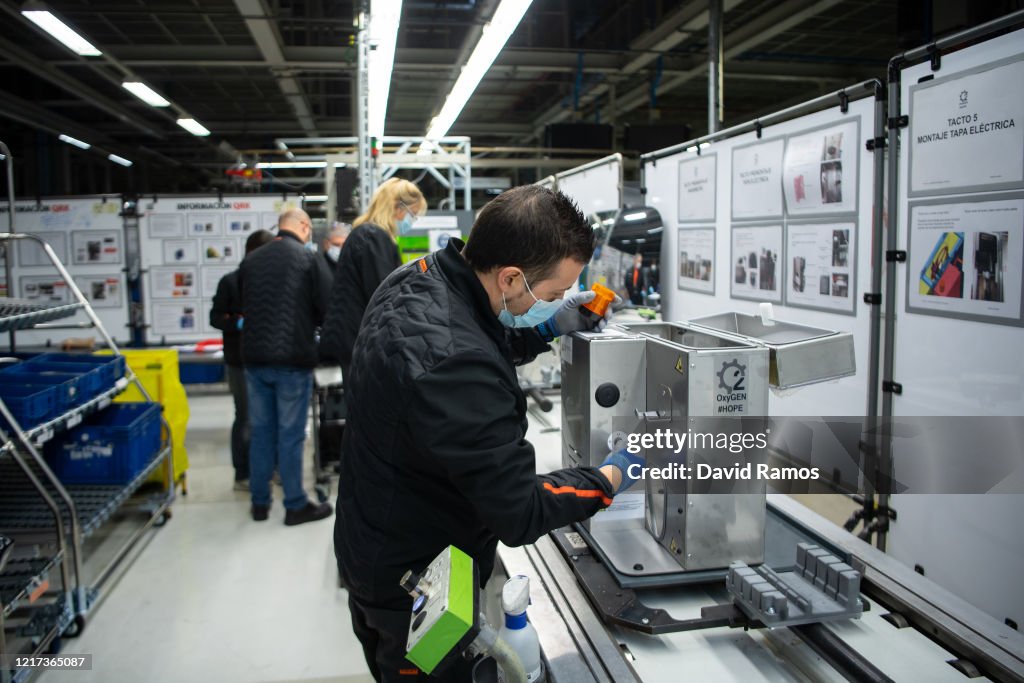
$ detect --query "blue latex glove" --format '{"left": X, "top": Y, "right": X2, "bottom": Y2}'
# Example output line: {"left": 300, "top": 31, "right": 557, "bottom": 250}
{"left": 599, "top": 448, "right": 646, "bottom": 495}
{"left": 538, "top": 289, "right": 621, "bottom": 340}
{"left": 236, "top": 317, "right": 244, "bottom": 330}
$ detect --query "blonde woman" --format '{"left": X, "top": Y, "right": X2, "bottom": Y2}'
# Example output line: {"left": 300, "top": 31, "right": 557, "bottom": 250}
{"left": 320, "top": 178, "right": 426, "bottom": 380}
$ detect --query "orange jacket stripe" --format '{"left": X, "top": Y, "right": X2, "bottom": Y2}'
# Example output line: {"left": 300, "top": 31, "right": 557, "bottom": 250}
{"left": 543, "top": 482, "right": 612, "bottom": 507}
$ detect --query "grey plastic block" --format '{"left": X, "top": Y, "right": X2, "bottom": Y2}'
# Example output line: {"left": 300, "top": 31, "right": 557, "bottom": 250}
{"left": 727, "top": 544, "right": 863, "bottom": 627}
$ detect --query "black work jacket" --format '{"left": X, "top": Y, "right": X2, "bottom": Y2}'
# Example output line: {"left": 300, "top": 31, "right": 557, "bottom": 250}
{"left": 334, "top": 238, "right": 613, "bottom": 609}
{"left": 209, "top": 269, "right": 242, "bottom": 366}
{"left": 239, "top": 231, "right": 332, "bottom": 368}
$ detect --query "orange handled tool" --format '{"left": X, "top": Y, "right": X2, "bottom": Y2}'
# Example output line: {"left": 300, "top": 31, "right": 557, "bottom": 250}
{"left": 581, "top": 282, "right": 615, "bottom": 319}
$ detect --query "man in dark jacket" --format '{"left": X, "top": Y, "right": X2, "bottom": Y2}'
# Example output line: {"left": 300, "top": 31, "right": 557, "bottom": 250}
{"left": 335, "top": 186, "right": 636, "bottom": 682}
{"left": 209, "top": 229, "right": 274, "bottom": 489}
{"left": 240, "top": 209, "right": 333, "bottom": 526}
{"left": 624, "top": 252, "right": 648, "bottom": 305}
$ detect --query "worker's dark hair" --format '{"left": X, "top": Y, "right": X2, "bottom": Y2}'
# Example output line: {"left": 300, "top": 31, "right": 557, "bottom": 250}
{"left": 245, "top": 229, "right": 275, "bottom": 255}
{"left": 463, "top": 185, "right": 594, "bottom": 282}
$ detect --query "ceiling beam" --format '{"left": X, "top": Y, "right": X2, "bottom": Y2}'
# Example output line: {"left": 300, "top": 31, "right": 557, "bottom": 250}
{"left": 527, "top": 0, "right": 746, "bottom": 138}
{"left": 607, "top": 0, "right": 845, "bottom": 124}
{"left": 0, "top": 90, "right": 118, "bottom": 148}
{"left": 232, "top": 0, "right": 318, "bottom": 136}
{"left": 0, "top": 38, "right": 163, "bottom": 139}
{"left": 0, "top": 89, "right": 180, "bottom": 167}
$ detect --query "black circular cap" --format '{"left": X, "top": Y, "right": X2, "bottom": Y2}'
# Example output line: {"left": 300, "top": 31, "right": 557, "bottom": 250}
{"left": 595, "top": 383, "right": 620, "bottom": 408}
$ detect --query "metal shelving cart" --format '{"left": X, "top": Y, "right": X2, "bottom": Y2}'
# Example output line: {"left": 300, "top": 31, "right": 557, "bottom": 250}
{"left": 0, "top": 141, "right": 175, "bottom": 683}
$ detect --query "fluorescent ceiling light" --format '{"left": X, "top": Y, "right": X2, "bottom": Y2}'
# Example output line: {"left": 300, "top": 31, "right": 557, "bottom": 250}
{"left": 255, "top": 161, "right": 328, "bottom": 169}
{"left": 58, "top": 134, "right": 90, "bottom": 150}
{"left": 646, "top": 226, "right": 664, "bottom": 234}
{"left": 422, "top": 0, "right": 532, "bottom": 145}
{"left": 367, "top": 0, "right": 402, "bottom": 139}
{"left": 107, "top": 153, "right": 133, "bottom": 167}
{"left": 122, "top": 81, "right": 170, "bottom": 107}
{"left": 303, "top": 195, "right": 328, "bottom": 202}
{"left": 22, "top": 10, "right": 101, "bottom": 57}
{"left": 176, "top": 118, "right": 211, "bottom": 136}
{"left": 623, "top": 211, "right": 647, "bottom": 222}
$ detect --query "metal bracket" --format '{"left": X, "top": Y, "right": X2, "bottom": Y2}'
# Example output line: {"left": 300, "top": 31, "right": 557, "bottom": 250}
{"left": 928, "top": 45, "right": 941, "bottom": 71}
{"left": 888, "top": 115, "right": 909, "bottom": 129}
{"left": 838, "top": 91, "right": 849, "bottom": 114}
{"left": 549, "top": 528, "right": 753, "bottom": 635}
{"left": 755, "top": 121, "right": 763, "bottom": 139}
{"left": 863, "top": 293, "right": 882, "bottom": 305}
{"left": 885, "top": 250, "right": 907, "bottom": 263}
{"left": 865, "top": 137, "right": 887, "bottom": 151}
{"left": 882, "top": 381, "right": 903, "bottom": 395}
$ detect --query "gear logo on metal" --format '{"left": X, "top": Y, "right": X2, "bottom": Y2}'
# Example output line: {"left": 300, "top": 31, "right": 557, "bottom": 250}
{"left": 717, "top": 359, "right": 746, "bottom": 392}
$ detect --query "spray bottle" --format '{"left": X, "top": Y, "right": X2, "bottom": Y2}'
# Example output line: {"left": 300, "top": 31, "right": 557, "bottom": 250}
{"left": 496, "top": 575, "right": 543, "bottom": 682}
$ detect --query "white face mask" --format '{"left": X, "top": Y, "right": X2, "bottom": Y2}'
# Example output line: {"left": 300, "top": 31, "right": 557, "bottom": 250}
{"left": 326, "top": 245, "right": 342, "bottom": 261}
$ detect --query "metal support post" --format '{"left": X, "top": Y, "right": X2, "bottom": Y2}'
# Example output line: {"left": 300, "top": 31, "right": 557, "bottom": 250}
{"left": 708, "top": 0, "right": 724, "bottom": 133}
{"left": 356, "top": 8, "right": 374, "bottom": 212}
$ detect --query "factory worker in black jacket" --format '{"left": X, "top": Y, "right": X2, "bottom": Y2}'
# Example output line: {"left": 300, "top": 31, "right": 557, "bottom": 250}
{"left": 240, "top": 209, "right": 334, "bottom": 526}
{"left": 319, "top": 177, "right": 426, "bottom": 380}
{"left": 209, "top": 229, "right": 275, "bottom": 489}
{"left": 335, "top": 185, "right": 640, "bottom": 682}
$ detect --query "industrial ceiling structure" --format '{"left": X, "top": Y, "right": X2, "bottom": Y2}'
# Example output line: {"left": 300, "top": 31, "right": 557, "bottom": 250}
{"left": 0, "top": 0, "right": 1013, "bottom": 197}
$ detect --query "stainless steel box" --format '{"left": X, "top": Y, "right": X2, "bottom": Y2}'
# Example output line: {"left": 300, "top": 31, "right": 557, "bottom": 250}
{"left": 562, "top": 322, "right": 770, "bottom": 575}
{"left": 687, "top": 312, "right": 856, "bottom": 389}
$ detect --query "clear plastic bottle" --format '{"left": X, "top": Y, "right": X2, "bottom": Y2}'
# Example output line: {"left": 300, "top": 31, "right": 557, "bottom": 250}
{"left": 497, "top": 575, "right": 544, "bottom": 682}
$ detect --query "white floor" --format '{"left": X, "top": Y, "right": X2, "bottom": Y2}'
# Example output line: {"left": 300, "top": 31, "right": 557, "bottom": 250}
{"left": 39, "top": 389, "right": 374, "bottom": 683}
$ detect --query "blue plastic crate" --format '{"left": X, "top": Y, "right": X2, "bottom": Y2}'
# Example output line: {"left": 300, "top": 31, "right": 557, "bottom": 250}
{"left": 0, "top": 383, "right": 58, "bottom": 431}
{"left": 25, "top": 353, "right": 126, "bottom": 389}
{"left": 45, "top": 403, "right": 162, "bottom": 485}
{"left": 0, "top": 366, "right": 85, "bottom": 411}
{"left": 19, "top": 362, "right": 103, "bottom": 397}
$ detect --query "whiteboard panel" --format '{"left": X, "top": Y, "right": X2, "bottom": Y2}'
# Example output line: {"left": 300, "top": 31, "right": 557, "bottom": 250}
{"left": 556, "top": 157, "right": 622, "bottom": 217}
{"left": 0, "top": 197, "right": 131, "bottom": 346}
{"left": 888, "top": 28, "right": 1024, "bottom": 630}
{"left": 893, "top": 29, "right": 1024, "bottom": 418}
{"left": 645, "top": 96, "right": 875, "bottom": 417}
{"left": 140, "top": 195, "right": 297, "bottom": 344}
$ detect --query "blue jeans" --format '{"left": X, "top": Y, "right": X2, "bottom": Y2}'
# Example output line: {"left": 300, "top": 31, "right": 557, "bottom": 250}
{"left": 246, "top": 365, "right": 312, "bottom": 510}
